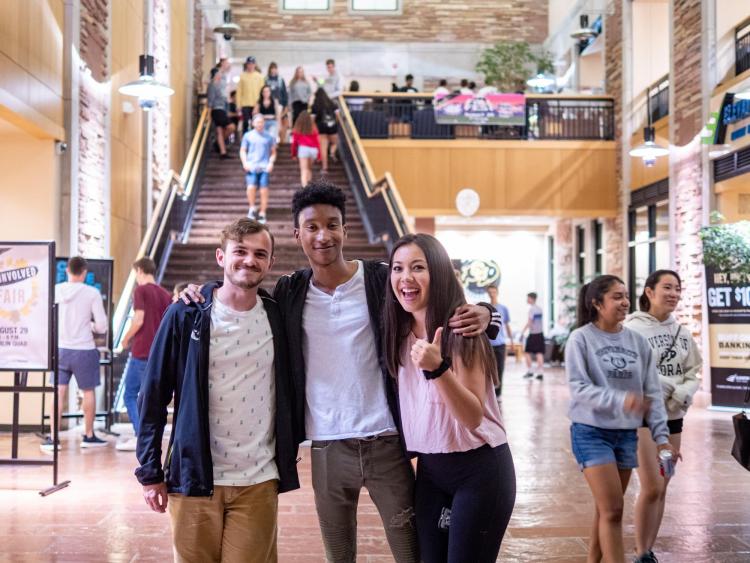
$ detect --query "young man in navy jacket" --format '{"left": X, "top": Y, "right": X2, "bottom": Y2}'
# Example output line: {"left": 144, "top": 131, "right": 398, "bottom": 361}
{"left": 135, "top": 219, "right": 299, "bottom": 563}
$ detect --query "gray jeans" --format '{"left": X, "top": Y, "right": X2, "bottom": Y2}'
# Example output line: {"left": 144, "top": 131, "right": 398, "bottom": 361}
{"left": 311, "top": 435, "right": 419, "bottom": 563}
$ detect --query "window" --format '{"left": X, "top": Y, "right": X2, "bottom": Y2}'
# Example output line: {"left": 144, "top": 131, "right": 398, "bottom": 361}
{"left": 350, "top": 0, "right": 401, "bottom": 14}
{"left": 592, "top": 220, "right": 603, "bottom": 276}
{"left": 280, "top": 0, "right": 331, "bottom": 12}
{"left": 628, "top": 200, "right": 670, "bottom": 310}
{"left": 576, "top": 225, "right": 586, "bottom": 284}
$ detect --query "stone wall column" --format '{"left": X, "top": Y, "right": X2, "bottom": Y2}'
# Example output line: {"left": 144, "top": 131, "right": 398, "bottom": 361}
{"left": 604, "top": 0, "right": 626, "bottom": 280}
{"left": 151, "top": 0, "right": 171, "bottom": 203}
{"left": 77, "top": 0, "right": 110, "bottom": 257}
{"left": 669, "top": 0, "right": 705, "bottom": 339}
{"left": 553, "top": 219, "right": 574, "bottom": 327}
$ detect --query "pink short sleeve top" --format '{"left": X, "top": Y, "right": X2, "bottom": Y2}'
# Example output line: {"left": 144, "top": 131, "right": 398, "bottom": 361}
{"left": 397, "top": 333, "right": 508, "bottom": 454}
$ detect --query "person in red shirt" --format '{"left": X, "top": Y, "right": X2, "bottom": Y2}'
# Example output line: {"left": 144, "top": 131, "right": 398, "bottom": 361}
{"left": 117, "top": 257, "right": 172, "bottom": 452}
{"left": 291, "top": 110, "right": 320, "bottom": 186}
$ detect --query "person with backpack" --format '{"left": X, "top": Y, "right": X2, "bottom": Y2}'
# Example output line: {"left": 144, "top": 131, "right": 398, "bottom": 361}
{"left": 625, "top": 270, "right": 701, "bottom": 563}
{"left": 311, "top": 88, "right": 338, "bottom": 173}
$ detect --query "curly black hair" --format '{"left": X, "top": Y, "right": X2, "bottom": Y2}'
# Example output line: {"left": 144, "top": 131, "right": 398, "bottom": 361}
{"left": 291, "top": 180, "right": 346, "bottom": 228}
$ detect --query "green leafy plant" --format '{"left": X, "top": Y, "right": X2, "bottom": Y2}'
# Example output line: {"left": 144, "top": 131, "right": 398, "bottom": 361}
{"left": 476, "top": 41, "right": 551, "bottom": 92}
{"left": 700, "top": 217, "right": 750, "bottom": 281}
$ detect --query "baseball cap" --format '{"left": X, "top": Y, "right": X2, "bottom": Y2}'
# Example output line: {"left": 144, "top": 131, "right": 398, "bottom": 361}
{"left": 245, "top": 56, "right": 256, "bottom": 64}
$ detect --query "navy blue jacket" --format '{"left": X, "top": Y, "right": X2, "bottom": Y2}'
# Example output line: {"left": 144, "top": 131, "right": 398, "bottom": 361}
{"left": 135, "top": 283, "right": 300, "bottom": 495}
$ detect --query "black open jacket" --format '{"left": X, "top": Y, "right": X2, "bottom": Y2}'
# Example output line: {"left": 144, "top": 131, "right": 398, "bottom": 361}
{"left": 135, "top": 282, "right": 300, "bottom": 495}
{"left": 272, "top": 260, "right": 501, "bottom": 447}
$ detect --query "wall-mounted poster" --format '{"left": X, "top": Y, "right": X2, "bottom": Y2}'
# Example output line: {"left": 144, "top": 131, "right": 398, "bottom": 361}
{"left": 435, "top": 93, "right": 526, "bottom": 126}
{"left": 55, "top": 257, "right": 113, "bottom": 354}
{"left": 705, "top": 266, "right": 750, "bottom": 407}
{"left": 0, "top": 241, "right": 54, "bottom": 371}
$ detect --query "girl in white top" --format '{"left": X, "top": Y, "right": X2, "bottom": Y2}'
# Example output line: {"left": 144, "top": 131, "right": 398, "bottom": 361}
{"left": 624, "top": 269, "right": 701, "bottom": 563}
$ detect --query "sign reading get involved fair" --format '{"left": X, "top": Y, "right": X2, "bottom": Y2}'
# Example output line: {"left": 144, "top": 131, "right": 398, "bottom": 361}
{"left": 0, "top": 242, "right": 54, "bottom": 371}
{"left": 705, "top": 266, "right": 750, "bottom": 408}
{"left": 435, "top": 93, "right": 526, "bottom": 126}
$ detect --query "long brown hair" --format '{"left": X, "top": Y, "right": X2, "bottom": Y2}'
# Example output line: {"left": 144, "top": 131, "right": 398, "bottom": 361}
{"left": 293, "top": 110, "right": 316, "bottom": 135}
{"left": 383, "top": 234, "right": 497, "bottom": 385}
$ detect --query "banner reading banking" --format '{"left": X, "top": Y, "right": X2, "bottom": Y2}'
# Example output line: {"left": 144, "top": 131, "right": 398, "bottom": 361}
{"left": 435, "top": 93, "right": 526, "bottom": 126}
{"left": 0, "top": 242, "right": 54, "bottom": 371}
{"left": 705, "top": 266, "right": 750, "bottom": 407}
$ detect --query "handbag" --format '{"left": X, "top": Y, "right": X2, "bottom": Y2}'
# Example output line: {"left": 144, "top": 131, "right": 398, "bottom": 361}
{"left": 731, "top": 386, "right": 750, "bottom": 471}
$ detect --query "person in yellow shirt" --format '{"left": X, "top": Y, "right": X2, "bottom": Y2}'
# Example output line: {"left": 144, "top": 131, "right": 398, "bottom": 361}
{"left": 237, "top": 56, "right": 265, "bottom": 134}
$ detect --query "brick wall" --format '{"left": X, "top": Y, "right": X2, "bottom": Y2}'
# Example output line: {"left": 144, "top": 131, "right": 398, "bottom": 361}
{"left": 152, "top": 0, "right": 171, "bottom": 202}
{"left": 603, "top": 0, "right": 624, "bottom": 278}
{"left": 229, "top": 0, "right": 548, "bottom": 43}
{"left": 77, "top": 0, "right": 109, "bottom": 257}
{"left": 670, "top": 0, "right": 704, "bottom": 339}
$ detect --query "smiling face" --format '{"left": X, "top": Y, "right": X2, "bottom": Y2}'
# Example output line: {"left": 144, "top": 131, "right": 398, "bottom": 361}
{"left": 646, "top": 273, "right": 681, "bottom": 314}
{"left": 294, "top": 204, "right": 347, "bottom": 268}
{"left": 595, "top": 282, "right": 630, "bottom": 324}
{"left": 216, "top": 232, "right": 274, "bottom": 290}
{"left": 390, "top": 243, "right": 430, "bottom": 314}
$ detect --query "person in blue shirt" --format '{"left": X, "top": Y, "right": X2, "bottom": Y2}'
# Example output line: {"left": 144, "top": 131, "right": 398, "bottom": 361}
{"left": 486, "top": 285, "right": 512, "bottom": 396}
{"left": 240, "top": 114, "right": 277, "bottom": 224}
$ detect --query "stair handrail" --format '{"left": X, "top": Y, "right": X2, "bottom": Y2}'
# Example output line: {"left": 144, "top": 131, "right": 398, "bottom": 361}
{"left": 112, "top": 105, "right": 210, "bottom": 349}
{"left": 337, "top": 94, "right": 414, "bottom": 246}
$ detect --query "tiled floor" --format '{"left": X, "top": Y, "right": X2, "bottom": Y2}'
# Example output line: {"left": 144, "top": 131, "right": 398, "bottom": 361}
{"left": 2, "top": 362, "right": 750, "bottom": 562}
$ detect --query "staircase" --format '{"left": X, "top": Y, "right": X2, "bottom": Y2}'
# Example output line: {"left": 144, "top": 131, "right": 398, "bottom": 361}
{"left": 161, "top": 140, "right": 388, "bottom": 292}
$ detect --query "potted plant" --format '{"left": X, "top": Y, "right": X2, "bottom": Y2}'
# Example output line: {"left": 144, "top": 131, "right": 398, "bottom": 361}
{"left": 476, "top": 42, "right": 553, "bottom": 92}
{"left": 700, "top": 212, "right": 750, "bottom": 281}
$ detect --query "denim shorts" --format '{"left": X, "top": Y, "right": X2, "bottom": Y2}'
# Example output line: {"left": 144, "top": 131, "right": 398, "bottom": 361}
{"left": 297, "top": 145, "right": 319, "bottom": 160}
{"left": 246, "top": 170, "right": 270, "bottom": 188}
{"left": 56, "top": 348, "right": 101, "bottom": 389}
{"left": 570, "top": 422, "right": 638, "bottom": 471}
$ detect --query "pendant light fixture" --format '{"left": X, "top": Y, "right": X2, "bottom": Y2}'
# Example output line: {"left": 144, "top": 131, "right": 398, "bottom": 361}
{"left": 213, "top": 9, "right": 241, "bottom": 40}
{"left": 571, "top": 15, "right": 597, "bottom": 40}
{"left": 629, "top": 88, "right": 669, "bottom": 166}
{"left": 118, "top": 54, "right": 174, "bottom": 110}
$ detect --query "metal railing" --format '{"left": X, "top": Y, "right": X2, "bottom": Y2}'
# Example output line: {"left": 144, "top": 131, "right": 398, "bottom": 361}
{"left": 647, "top": 76, "right": 669, "bottom": 123}
{"left": 337, "top": 95, "right": 413, "bottom": 251}
{"left": 112, "top": 105, "right": 211, "bottom": 351}
{"left": 342, "top": 93, "right": 615, "bottom": 141}
{"left": 736, "top": 22, "right": 750, "bottom": 76}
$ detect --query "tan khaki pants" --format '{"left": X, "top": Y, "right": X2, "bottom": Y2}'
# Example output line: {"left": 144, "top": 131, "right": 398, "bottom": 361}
{"left": 168, "top": 480, "right": 278, "bottom": 563}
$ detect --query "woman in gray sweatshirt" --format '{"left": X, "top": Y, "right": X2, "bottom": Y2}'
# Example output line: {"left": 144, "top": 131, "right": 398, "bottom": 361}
{"left": 624, "top": 270, "right": 701, "bottom": 563}
{"left": 566, "top": 275, "right": 676, "bottom": 563}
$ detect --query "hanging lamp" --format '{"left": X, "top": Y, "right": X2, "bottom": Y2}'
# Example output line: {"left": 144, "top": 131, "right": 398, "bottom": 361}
{"left": 629, "top": 89, "right": 669, "bottom": 166}
{"left": 118, "top": 54, "right": 174, "bottom": 110}
{"left": 213, "top": 9, "right": 241, "bottom": 40}
{"left": 571, "top": 15, "right": 597, "bottom": 40}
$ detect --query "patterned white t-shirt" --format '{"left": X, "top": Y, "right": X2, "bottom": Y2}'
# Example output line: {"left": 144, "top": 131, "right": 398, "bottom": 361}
{"left": 208, "top": 293, "right": 278, "bottom": 486}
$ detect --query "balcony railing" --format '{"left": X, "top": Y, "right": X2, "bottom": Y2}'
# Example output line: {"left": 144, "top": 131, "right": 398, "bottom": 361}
{"left": 647, "top": 76, "right": 669, "bottom": 123}
{"left": 342, "top": 93, "right": 614, "bottom": 141}
{"left": 736, "top": 22, "right": 750, "bottom": 76}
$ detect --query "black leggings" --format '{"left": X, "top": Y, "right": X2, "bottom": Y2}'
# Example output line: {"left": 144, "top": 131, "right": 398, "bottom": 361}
{"left": 416, "top": 443, "right": 516, "bottom": 563}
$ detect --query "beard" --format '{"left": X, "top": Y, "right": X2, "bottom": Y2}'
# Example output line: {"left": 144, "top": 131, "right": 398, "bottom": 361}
{"left": 226, "top": 267, "right": 264, "bottom": 290}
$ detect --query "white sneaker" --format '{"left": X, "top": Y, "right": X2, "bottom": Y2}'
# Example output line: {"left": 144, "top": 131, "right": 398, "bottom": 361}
{"left": 115, "top": 437, "right": 138, "bottom": 452}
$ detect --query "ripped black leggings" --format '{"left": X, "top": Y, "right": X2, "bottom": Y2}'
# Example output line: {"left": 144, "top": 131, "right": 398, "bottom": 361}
{"left": 415, "top": 443, "right": 516, "bottom": 563}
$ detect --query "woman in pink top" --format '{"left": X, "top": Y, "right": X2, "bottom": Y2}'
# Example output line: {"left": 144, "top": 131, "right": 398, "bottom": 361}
{"left": 383, "top": 233, "right": 516, "bottom": 563}
{"left": 290, "top": 110, "right": 320, "bottom": 186}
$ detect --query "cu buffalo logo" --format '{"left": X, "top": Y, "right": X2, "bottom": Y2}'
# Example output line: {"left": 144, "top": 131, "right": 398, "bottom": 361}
{"left": 457, "top": 259, "right": 500, "bottom": 292}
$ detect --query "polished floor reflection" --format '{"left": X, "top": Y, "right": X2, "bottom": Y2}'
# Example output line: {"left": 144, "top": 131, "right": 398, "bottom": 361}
{"left": 2, "top": 362, "right": 750, "bottom": 562}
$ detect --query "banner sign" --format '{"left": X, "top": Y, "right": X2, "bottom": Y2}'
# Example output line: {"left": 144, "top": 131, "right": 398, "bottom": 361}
{"left": 56, "top": 257, "right": 113, "bottom": 354}
{"left": 0, "top": 241, "right": 54, "bottom": 371}
{"left": 435, "top": 93, "right": 526, "bottom": 126}
{"left": 705, "top": 266, "right": 750, "bottom": 407}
